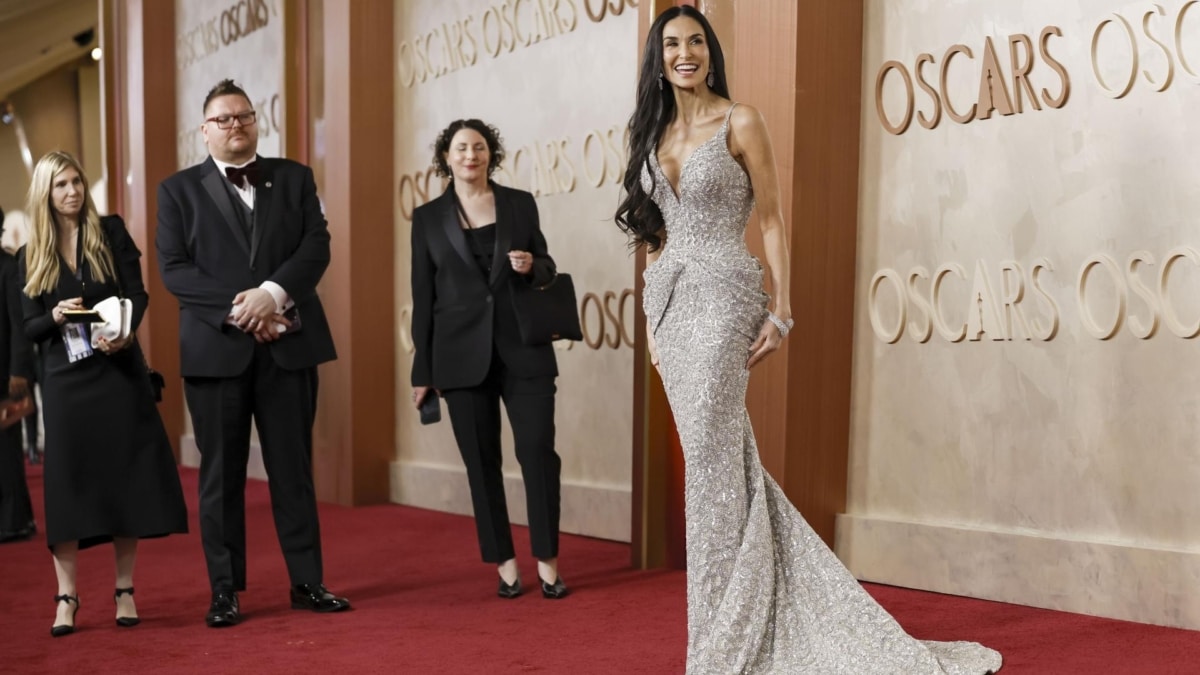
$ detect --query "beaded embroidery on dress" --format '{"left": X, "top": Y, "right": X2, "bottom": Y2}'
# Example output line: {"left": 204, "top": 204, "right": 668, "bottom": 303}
{"left": 641, "top": 103, "right": 1002, "bottom": 674}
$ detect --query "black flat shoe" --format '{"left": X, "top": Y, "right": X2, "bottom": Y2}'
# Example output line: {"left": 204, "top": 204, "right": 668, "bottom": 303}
{"left": 205, "top": 591, "right": 240, "bottom": 628}
{"left": 114, "top": 587, "right": 140, "bottom": 627}
{"left": 497, "top": 575, "right": 522, "bottom": 599}
{"left": 290, "top": 583, "right": 351, "bottom": 613}
{"left": 51, "top": 594, "right": 79, "bottom": 637}
{"left": 540, "top": 577, "right": 569, "bottom": 599}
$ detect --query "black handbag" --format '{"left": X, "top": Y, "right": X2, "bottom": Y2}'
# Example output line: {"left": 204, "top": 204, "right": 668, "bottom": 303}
{"left": 510, "top": 272, "right": 583, "bottom": 345}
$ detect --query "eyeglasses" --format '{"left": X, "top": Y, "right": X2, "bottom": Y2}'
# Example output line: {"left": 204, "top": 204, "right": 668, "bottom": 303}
{"left": 205, "top": 111, "right": 257, "bottom": 129}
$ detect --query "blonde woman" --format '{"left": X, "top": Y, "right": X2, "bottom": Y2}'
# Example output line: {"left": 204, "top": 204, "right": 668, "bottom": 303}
{"left": 19, "top": 151, "right": 186, "bottom": 637}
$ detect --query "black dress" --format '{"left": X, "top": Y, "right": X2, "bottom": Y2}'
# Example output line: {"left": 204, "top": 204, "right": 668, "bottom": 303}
{"left": 19, "top": 215, "right": 187, "bottom": 549}
{"left": 0, "top": 251, "right": 35, "bottom": 539}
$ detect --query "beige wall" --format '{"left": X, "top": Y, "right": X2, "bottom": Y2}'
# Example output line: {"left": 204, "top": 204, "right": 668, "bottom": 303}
{"left": 0, "top": 64, "right": 103, "bottom": 250}
{"left": 393, "top": 0, "right": 639, "bottom": 542}
{"left": 174, "top": 0, "right": 285, "bottom": 170}
{"left": 841, "top": 0, "right": 1200, "bottom": 629}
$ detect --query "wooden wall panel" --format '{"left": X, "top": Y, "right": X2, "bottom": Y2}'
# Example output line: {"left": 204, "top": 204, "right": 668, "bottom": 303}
{"left": 782, "top": 1, "right": 863, "bottom": 545}
{"left": 105, "top": 0, "right": 183, "bottom": 458}
{"left": 314, "top": 1, "right": 396, "bottom": 506}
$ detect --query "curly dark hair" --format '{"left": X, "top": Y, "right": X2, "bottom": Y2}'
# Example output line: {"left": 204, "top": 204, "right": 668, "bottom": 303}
{"left": 431, "top": 119, "right": 506, "bottom": 179}
{"left": 615, "top": 6, "right": 729, "bottom": 252}
{"left": 203, "top": 78, "right": 251, "bottom": 114}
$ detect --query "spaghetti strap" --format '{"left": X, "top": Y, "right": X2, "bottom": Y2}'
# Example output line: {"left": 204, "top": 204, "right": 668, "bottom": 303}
{"left": 722, "top": 102, "right": 738, "bottom": 127}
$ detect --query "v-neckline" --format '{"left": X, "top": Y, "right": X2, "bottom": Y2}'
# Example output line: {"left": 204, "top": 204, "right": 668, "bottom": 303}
{"left": 653, "top": 119, "right": 729, "bottom": 202}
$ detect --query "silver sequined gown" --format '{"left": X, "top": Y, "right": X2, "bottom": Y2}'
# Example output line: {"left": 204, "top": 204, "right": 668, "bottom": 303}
{"left": 641, "top": 105, "right": 1002, "bottom": 675}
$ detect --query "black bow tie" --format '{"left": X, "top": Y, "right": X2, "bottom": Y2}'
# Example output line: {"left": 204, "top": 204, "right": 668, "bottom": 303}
{"left": 224, "top": 161, "right": 261, "bottom": 189}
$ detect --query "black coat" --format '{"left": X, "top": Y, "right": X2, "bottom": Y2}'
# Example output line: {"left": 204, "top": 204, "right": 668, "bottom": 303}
{"left": 18, "top": 216, "right": 187, "bottom": 548}
{"left": 156, "top": 156, "right": 336, "bottom": 378}
{"left": 410, "top": 183, "right": 558, "bottom": 390}
{"left": 0, "top": 252, "right": 33, "bottom": 384}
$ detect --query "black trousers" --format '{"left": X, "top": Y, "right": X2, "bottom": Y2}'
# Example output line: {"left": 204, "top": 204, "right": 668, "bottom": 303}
{"left": 184, "top": 344, "right": 323, "bottom": 592}
{"left": 442, "top": 355, "right": 560, "bottom": 563}
{"left": 0, "top": 424, "right": 32, "bottom": 535}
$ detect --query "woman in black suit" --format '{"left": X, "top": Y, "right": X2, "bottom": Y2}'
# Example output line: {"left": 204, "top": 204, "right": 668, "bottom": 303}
{"left": 410, "top": 119, "right": 567, "bottom": 599}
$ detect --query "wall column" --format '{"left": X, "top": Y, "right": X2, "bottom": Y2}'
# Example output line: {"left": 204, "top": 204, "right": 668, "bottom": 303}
{"left": 103, "top": 0, "right": 183, "bottom": 457}
{"left": 309, "top": 1, "right": 396, "bottom": 506}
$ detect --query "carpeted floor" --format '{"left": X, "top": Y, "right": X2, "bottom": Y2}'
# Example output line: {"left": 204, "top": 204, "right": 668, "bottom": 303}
{"left": 1, "top": 464, "right": 1196, "bottom": 673}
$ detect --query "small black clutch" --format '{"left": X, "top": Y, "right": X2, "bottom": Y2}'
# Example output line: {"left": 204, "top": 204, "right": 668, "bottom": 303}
{"left": 419, "top": 392, "right": 441, "bottom": 425}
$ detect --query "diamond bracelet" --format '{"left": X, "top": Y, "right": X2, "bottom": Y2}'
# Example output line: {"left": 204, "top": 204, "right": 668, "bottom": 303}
{"left": 768, "top": 311, "right": 794, "bottom": 337}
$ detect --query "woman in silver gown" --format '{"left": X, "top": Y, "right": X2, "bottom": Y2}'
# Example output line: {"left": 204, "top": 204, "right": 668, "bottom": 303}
{"left": 615, "top": 7, "right": 1002, "bottom": 674}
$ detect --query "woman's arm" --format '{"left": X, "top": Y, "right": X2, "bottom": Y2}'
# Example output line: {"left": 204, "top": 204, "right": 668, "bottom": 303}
{"left": 730, "top": 104, "right": 792, "bottom": 368}
{"left": 18, "top": 251, "right": 59, "bottom": 344}
{"left": 731, "top": 104, "right": 790, "bottom": 321}
{"left": 410, "top": 209, "right": 436, "bottom": 388}
{"left": 104, "top": 215, "right": 149, "bottom": 331}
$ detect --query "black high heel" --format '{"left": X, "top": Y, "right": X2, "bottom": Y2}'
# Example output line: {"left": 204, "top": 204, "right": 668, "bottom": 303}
{"left": 51, "top": 594, "right": 79, "bottom": 637}
{"left": 114, "top": 587, "right": 140, "bottom": 627}
{"left": 497, "top": 575, "right": 522, "bottom": 599}
{"left": 540, "top": 577, "right": 569, "bottom": 599}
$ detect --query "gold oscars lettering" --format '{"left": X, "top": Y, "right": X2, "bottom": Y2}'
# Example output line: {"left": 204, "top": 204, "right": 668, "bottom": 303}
{"left": 1090, "top": 2, "right": 1199, "bottom": 98}
{"left": 582, "top": 0, "right": 637, "bottom": 24}
{"left": 874, "top": 1, "right": 1199, "bottom": 134}
{"left": 869, "top": 260, "right": 1059, "bottom": 343}
{"left": 397, "top": 0, "right": 635, "bottom": 89}
{"left": 870, "top": 248, "right": 1200, "bottom": 343}
{"left": 176, "top": 0, "right": 277, "bottom": 69}
{"left": 580, "top": 290, "right": 636, "bottom": 349}
{"left": 875, "top": 27, "right": 1070, "bottom": 135}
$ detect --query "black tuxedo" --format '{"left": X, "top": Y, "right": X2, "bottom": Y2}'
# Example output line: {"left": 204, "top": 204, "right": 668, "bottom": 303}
{"left": 157, "top": 155, "right": 335, "bottom": 591}
{"left": 410, "top": 183, "right": 562, "bottom": 562}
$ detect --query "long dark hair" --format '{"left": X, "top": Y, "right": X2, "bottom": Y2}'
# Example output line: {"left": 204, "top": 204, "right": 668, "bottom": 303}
{"left": 614, "top": 6, "right": 729, "bottom": 252}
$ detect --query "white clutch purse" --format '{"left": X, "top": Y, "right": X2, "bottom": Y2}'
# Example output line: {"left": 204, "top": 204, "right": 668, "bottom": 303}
{"left": 89, "top": 296, "right": 132, "bottom": 347}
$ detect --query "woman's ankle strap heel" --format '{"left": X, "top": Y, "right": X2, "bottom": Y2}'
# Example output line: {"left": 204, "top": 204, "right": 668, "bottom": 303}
{"left": 114, "top": 587, "right": 140, "bottom": 627}
{"left": 51, "top": 594, "right": 79, "bottom": 637}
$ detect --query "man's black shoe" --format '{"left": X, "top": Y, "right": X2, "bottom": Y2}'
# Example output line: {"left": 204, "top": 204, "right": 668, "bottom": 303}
{"left": 289, "top": 584, "right": 351, "bottom": 613}
{"left": 205, "top": 591, "right": 240, "bottom": 627}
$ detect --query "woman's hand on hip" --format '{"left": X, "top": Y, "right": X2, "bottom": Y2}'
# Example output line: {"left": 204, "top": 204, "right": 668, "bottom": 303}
{"left": 646, "top": 321, "right": 661, "bottom": 374}
{"left": 746, "top": 318, "right": 784, "bottom": 369}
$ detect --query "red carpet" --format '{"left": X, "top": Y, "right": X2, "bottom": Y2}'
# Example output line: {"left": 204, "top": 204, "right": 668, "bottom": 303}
{"left": 1, "top": 463, "right": 1196, "bottom": 674}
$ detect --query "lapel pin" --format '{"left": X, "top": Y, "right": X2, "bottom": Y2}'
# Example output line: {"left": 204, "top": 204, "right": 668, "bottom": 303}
{"left": 264, "top": 181, "right": 272, "bottom": 188}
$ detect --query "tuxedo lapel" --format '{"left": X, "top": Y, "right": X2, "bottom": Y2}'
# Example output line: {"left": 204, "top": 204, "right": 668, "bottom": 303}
{"left": 201, "top": 159, "right": 251, "bottom": 256}
{"left": 437, "top": 192, "right": 475, "bottom": 273}
{"left": 489, "top": 186, "right": 513, "bottom": 288}
{"left": 250, "top": 157, "right": 273, "bottom": 264}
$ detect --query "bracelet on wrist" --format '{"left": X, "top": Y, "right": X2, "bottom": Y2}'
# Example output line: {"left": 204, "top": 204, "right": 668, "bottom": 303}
{"left": 767, "top": 311, "right": 794, "bottom": 337}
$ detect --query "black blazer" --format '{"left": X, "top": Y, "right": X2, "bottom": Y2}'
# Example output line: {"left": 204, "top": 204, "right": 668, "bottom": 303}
{"left": 410, "top": 183, "right": 558, "bottom": 390}
{"left": 156, "top": 156, "right": 336, "bottom": 378}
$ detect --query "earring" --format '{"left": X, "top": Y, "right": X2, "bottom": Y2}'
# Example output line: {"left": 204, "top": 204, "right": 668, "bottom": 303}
{"left": 707, "top": 71, "right": 715, "bottom": 87}
{"left": 658, "top": 72, "right": 663, "bottom": 91}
